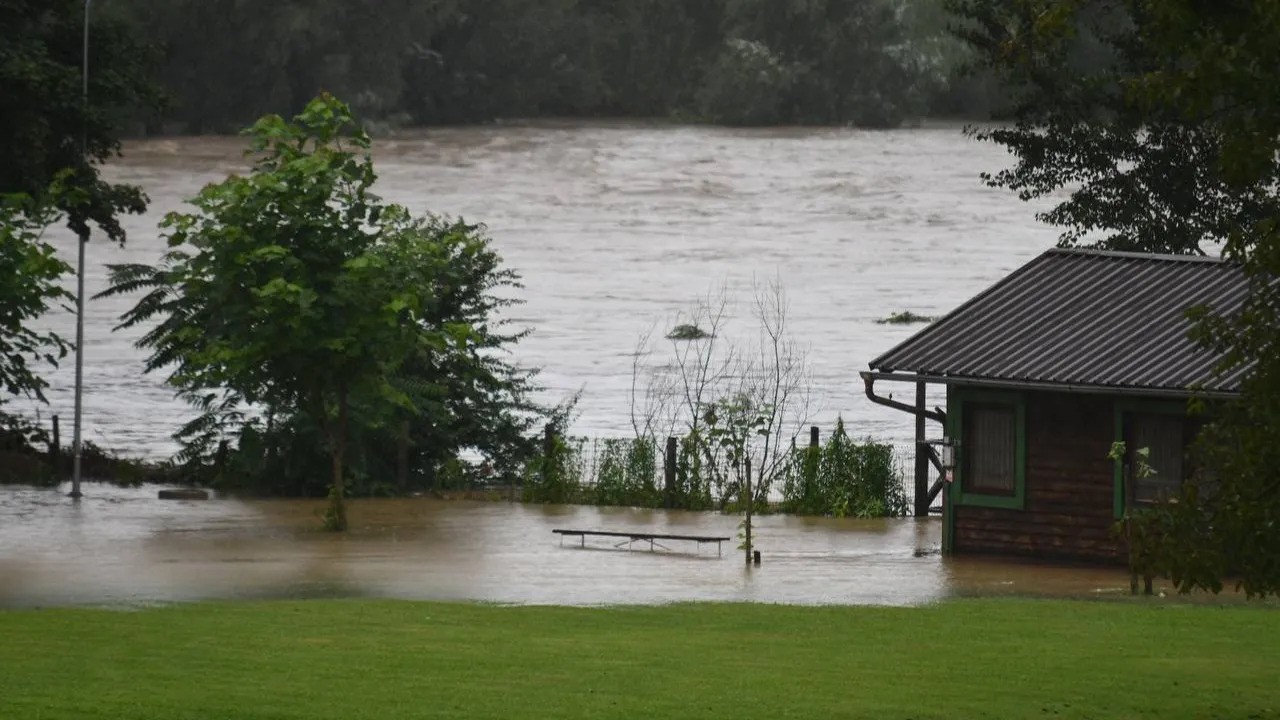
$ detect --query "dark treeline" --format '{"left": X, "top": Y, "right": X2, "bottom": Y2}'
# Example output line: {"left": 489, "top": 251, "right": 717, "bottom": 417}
{"left": 109, "top": 0, "right": 999, "bottom": 133}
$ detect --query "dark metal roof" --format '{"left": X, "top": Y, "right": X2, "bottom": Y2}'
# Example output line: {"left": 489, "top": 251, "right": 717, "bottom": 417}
{"left": 869, "top": 249, "right": 1252, "bottom": 395}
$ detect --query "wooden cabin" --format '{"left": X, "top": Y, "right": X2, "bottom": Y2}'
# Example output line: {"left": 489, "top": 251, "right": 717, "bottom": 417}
{"left": 861, "top": 249, "right": 1249, "bottom": 562}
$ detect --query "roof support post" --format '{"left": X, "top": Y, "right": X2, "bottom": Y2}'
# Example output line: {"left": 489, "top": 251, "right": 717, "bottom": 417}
{"left": 914, "top": 380, "right": 928, "bottom": 517}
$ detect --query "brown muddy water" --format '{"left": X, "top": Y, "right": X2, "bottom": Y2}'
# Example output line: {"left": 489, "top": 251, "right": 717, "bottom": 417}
{"left": 22, "top": 122, "right": 1065, "bottom": 459}
{"left": 0, "top": 484, "right": 1146, "bottom": 609}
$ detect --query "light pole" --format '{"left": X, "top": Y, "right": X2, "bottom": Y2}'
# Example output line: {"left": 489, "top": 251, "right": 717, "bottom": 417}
{"left": 70, "top": 0, "right": 93, "bottom": 500}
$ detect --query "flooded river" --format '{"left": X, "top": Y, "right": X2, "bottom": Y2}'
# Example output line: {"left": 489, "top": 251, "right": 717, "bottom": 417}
{"left": 21, "top": 122, "right": 1061, "bottom": 459}
{"left": 0, "top": 484, "right": 1148, "bottom": 609}
{"left": 7, "top": 124, "right": 1109, "bottom": 608}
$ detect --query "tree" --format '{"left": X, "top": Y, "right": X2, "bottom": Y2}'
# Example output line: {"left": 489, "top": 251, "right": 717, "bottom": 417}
{"left": 631, "top": 280, "right": 814, "bottom": 564}
{"left": 951, "top": 0, "right": 1280, "bottom": 594}
{"left": 112, "top": 0, "right": 961, "bottom": 130}
{"left": 946, "top": 0, "right": 1280, "bottom": 254}
{"left": 1145, "top": 1, "right": 1280, "bottom": 598}
{"left": 0, "top": 0, "right": 162, "bottom": 242}
{"left": 394, "top": 219, "right": 547, "bottom": 486}
{"left": 708, "top": 0, "right": 924, "bottom": 126}
{"left": 0, "top": 195, "right": 74, "bottom": 404}
{"left": 104, "top": 95, "right": 476, "bottom": 529}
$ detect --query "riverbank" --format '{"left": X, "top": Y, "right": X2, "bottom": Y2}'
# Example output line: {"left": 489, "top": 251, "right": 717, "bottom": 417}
{"left": 3, "top": 598, "right": 1277, "bottom": 719}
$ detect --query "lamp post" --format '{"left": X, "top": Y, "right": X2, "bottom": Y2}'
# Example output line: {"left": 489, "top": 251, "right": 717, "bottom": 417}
{"left": 70, "top": 0, "right": 93, "bottom": 500}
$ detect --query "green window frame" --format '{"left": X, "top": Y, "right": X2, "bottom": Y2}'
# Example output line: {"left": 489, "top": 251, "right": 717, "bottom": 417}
{"left": 1112, "top": 399, "right": 1195, "bottom": 519}
{"left": 947, "top": 388, "right": 1027, "bottom": 510}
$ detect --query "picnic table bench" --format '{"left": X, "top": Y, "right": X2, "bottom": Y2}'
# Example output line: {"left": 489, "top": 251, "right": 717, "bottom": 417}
{"left": 553, "top": 529, "right": 732, "bottom": 557}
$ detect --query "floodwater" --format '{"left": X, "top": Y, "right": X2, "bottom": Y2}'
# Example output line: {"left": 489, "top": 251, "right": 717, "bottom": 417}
{"left": 9, "top": 124, "right": 1117, "bottom": 608}
{"left": 22, "top": 122, "right": 1063, "bottom": 459}
{"left": 0, "top": 484, "right": 1148, "bottom": 609}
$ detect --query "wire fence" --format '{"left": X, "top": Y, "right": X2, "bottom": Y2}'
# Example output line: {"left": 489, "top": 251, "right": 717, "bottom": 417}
{"left": 522, "top": 427, "right": 915, "bottom": 518}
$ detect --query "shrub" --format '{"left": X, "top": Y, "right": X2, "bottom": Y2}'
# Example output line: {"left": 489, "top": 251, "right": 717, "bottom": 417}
{"left": 781, "top": 419, "right": 908, "bottom": 518}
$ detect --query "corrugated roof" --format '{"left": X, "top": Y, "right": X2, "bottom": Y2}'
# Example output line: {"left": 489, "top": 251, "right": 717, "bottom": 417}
{"left": 869, "top": 249, "right": 1252, "bottom": 394}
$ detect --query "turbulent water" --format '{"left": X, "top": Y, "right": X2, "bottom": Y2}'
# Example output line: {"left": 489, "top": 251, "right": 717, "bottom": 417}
{"left": 23, "top": 121, "right": 1061, "bottom": 459}
{"left": 0, "top": 486, "right": 1151, "bottom": 609}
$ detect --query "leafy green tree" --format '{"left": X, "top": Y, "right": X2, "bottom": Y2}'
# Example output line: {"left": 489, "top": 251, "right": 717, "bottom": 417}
{"left": 113, "top": 0, "right": 959, "bottom": 130}
{"left": 104, "top": 95, "right": 472, "bottom": 529}
{"left": 952, "top": 0, "right": 1280, "bottom": 594}
{"left": 0, "top": 196, "right": 74, "bottom": 404}
{"left": 1150, "top": 1, "right": 1280, "bottom": 598}
{"left": 946, "top": 0, "right": 1279, "bottom": 254}
{"left": 0, "top": 0, "right": 161, "bottom": 242}
{"left": 394, "top": 218, "right": 546, "bottom": 485}
{"left": 105, "top": 94, "right": 548, "bottom": 515}
{"left": 715, "top": 0, "right": 924, "bottom": 126}
{"left": 898, "top": 0, "right": 1002, "bottom": 117}
{"left": 697, "top": 39, "right": 802, "bottom": 126}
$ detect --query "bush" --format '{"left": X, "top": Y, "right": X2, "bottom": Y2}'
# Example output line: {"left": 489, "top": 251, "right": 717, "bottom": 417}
{"left": 781, "top": 419, "right": 908, "bottom": 518}
{"left": 589, "top": 437, "right": 660, "bottom": 508}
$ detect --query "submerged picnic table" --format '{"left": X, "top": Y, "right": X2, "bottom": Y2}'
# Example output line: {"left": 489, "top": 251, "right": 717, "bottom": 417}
{"left": 553, "top": 529, "right": 732, "bottom": 557}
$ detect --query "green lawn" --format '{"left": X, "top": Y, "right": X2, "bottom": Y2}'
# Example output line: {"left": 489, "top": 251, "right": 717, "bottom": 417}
{"left": 2, "top": 599, "right": 1277, "bottom": 719}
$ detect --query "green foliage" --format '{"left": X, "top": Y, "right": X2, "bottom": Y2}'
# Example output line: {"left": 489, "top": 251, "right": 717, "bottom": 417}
{"left": 956, "top": 0, "right": 1280, "bottom": 595}
{"left": 522, "top": 421, "right": 905, "bottom": 520}
{"left": 105, "top": 0, "right": 987, "bottom": 130}
{"left": 523, "top": 431, "right": 584, "bottom": 505}
{"left": 141, "top": 212, "right": 548, "bottom": 501}
{"left": 103, "top": 94, "right": 510, "bottom": 527}
{"left": 947, "top": 0, "right": 1279, "bottom": 254}
{"left": 0, "top": 412, "right": 58, "bottom": 487}
{"left": 701, "top": 392, "right": 772, "bottom": 503}
{"left": 1170, "top": 2, "right": 1280, "bottom": 591}
{"left": 589, "top": 437, "right": 660, "bottom": 508}
{"left": 712, "top": 0, "right": 925, "bottom": 127}
{"left": 697, "top": 39, "right": 801, "bottom": 126}
{"left": 523, "top": 433, "right": 717, "bottom": 511}
{"left": 781, "top": 419, "right": 909, "bottom": 518}
{"left": 899, "top": 0, "right": 1003, "bottom": 117}
{"left": 0, "top": 195, "right": 73, "bottom": 404}
{"left": 1109, "top": 440, "right": 1168, "bottom": 595}
{"left": 0, "top": 0, "right": 162, "bottom": 242}
{"left": 674, "top": 432, "right": 716, "bottom": 511}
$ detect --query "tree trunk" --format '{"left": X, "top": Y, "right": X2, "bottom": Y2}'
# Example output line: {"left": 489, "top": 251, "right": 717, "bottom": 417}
{"left": 396, "top": 419, "right": 409, "bottom": 494}
{"left": 744, "top": 456, "right": 753, "bottom": 566}
{"left": 324, "top": 385, "right": 350, "bottom": 532}
{"left": 326, "top": 447, "right": 348, "bottom": 531}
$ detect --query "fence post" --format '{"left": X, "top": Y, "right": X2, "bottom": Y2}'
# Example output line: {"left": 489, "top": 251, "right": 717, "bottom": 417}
{"left": 809, "top": 425, "right": 819, "bottom": 449}
{"left": 664, "top": 436, "right": 677, "bottom": 508}
{"left": 50, "top": 415, "right": 61, "bottom": 477}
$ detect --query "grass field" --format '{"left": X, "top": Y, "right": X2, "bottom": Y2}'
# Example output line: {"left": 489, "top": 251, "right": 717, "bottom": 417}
{"left": 2, "top": 598, "right": 1277, "bottom": 719}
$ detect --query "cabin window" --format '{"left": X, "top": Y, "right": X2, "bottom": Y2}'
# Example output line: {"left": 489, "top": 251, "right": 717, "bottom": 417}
{"left": 962, "top": 402, "right": 1018, "bottom": 495}
{"left": 1124, "top": 412, "right": 1185, "bottom": 504}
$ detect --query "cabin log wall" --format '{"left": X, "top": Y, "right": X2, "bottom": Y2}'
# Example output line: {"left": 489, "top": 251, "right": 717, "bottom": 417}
{"left": 953, "top": 391, "right": 1122, "bottom": 562}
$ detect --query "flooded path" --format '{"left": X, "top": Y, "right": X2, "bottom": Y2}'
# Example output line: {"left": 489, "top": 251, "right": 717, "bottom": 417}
{"left": 1, "top": 484, "right": 1146, "bottom": 609}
